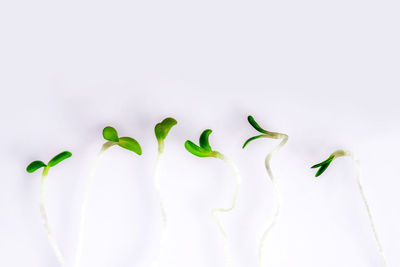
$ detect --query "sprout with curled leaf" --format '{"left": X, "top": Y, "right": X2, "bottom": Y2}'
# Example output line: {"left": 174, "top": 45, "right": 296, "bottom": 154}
{"left": 74, "top": 126, "right": 142, "bottom": 267}
{"left": 153, "top": 117, "right": 177, "bottom": 266}
{"left": 185, "top": 129, "right": 241, "bottom": 267}
{"left": 312, "top": 150, "right": 388, "bottom": 267}
{"left": 26, "top": 151, "right": 72, "bottom": 267}
{"left": 242, "top": 115, "right": 288, "bottom": 267}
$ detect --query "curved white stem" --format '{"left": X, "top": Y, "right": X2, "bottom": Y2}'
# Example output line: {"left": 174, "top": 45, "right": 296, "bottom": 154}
{"left": 258, "top": 135, "right": 288, "bottom": 267}
{"left": 343, "top": 151, "right": 388, "bottom": 267}
{"left": 153, "top": 151, "right": 168, "bottom": 267}
{"left": 74, "top": 142, "right": 115, "bottom": 267}
{"left": 40, "top": 167, "right": 67, "bottom": 267}
{"left": 210, "top": 155, "right": 241, "bottom": 267}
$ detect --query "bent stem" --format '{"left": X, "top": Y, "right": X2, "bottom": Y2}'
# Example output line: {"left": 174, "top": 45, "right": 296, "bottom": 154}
{"left": 258, "top": 134, "right": 288, "bottom": 267}
{"left": 211, "top": 154, "right": 241, "bottom": 267}
{"left": 344, "top": 151, "right": 388, "bottom": 267}
{"left": 153, "top": 151, "right": 167, "bottom": 267}
{"left": 40, "top": 166, "right": 67, "bottom": 267}
{"left": 74, "top": 141, "right": 115, "bottom": 267}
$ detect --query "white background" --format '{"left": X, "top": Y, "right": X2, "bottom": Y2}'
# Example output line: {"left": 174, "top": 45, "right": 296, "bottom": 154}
{"left": 0, "top": 0, "right": 399, "bottom": 266}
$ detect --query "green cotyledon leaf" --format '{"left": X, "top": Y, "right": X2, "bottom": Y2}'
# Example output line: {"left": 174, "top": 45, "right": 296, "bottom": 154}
{"left": 48, "top": 151, "right": 72, "bottom": 167}
{"left": 26, "top": 160, "right": 47, "bottom": 173}
{"left": 199, "top": 129, "right": 212, "bottom": 151}
{"left": 247, "top": 116, "right": 269, "bottom": 134}
{"left": 242, "top": 134, "right": 266, "bottom": 149}
{"left": 118, "top": 137, "right": 142, "bottom": 155}
{"left": 155, "top": 117, "right": 177, "bottom": 142}
{"left": 103, "top": 126, "right": 119, "bottom": 142}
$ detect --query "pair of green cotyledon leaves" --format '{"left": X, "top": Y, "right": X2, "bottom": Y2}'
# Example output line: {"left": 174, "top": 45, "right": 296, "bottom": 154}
{"left": 26, "top": 118, "right": 178, "bottom": 174}
{"left": 26, "top": 116, "right": 334, "bottom": 177}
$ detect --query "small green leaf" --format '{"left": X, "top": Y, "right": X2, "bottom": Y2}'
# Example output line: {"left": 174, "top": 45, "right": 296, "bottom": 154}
{"left": 184, "top": 140, "right": 215, "bottom": 157}
{"left": 26, "top": 160, "right": 47, "bottom": 173}
{"left": 103, "top": 126, "right": 119, "bottom": 142}
{"left": 248, "top": 115, "right": 268, "bottom": 134}
{"left": 155, "top": 117, "right": 177, "bottom": 142}
{"left": 48, "top": 151, "right": 72, "bottom": 167}
{"left": 315, "top": 163, "right": 330, "bottom": 177}
{"left": 199, "top": 129, "right": 212, "bottom": 151}
{"left": 118, "top": 137, "right": 142, "bottom": 155}
{"left": 311, "top": 155, "right": 335, "bottom": 177}
{"left": 311, "top": 155, "right": 335, "bottom": 169}
{"left": 242, "top": 134, "right": 266, "bottom": 149}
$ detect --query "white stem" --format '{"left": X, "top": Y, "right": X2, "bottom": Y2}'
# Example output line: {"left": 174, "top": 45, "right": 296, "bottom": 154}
{"left": 74, "top": 142, "right": 115, "bottom": 267}
{"left": 258, "top": 135, "right": 288, "bottom": 267}
{"left": 344, "top": 152, "right": 388, "bottom": 267}
{"left": 40, "top": 168, "right": 67, "bottom": 267}
{"left": 210, "top": 155, "right": 241, "bottom": 267}
{"left": 153, "top": 151, "right": 168, "bottom": 267}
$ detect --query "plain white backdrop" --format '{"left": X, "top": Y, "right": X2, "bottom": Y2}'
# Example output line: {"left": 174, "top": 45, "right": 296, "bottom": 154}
{"left": 0, "top": 0, "right": 399, "bottom": 266}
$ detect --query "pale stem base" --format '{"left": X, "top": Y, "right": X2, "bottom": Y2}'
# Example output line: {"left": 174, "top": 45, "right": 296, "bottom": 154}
{"left": 74, "top": 142, "right": 115, "bottom": 267}
{"left": 40, "top": 168, "right": 67, "bottom": 267}
{"left": 153, "top": 151, "right": 168, "bottom": 267}
{"left": 343, "top": 151, "right": 389, "bottom": 267}
{"left": 211, "top": 154, "right": 241, "bottom": 267}
{"left": 258, "top": 136, "right": 288, "bottom": 267}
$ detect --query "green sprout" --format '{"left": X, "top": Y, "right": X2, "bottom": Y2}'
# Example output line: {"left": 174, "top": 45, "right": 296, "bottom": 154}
{"left": 185, "top": 129, "right": 241, "bottom": 267}
{"left": 74, "top": 126, "right": 141, "bottom": 267}
{"left": 312, "top": 150, "right": 388, "bottom": 267}
{"left": 26, "top": 151, "right": 72, "bottom": 267}
{"left": 153, "top": 117, "right": 177, "bottom": 266}
{"left": 242, "top": 115, "right": 288, "bottom": 267}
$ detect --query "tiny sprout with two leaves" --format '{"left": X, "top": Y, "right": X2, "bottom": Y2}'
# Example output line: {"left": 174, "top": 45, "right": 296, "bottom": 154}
{"left": 103, "top": 126, "right": 142, "bottom": 155}
{"left": 26, "top": 151, "right": 72, "bottom": 173}
{"left": 75, "top": 126, "right": 142, "bottom": 267}
{"left": 153, "top": 117, "right": 178, "bottom": 266}
{"left": 26, "top": 151, "right": 72, "bottom": 267}
{"left": 311, "top": 150, "right": 389, "bottom": 266}
{"left": 185, "top": 129, "right": 241, "bottom": 267}
{"left": 242, "top": 115, "right": 288, "bottom": 267}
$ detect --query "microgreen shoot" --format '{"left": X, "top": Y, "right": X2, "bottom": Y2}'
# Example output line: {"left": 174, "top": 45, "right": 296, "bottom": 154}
{"left": 185, "top": 129, "right": 241, "bottom": 267}
{"left": 242, "top": 115, "right": 288, "bottom": 267}
{"left": 75, "top": 126, "right": 142, "bottom": 267}
{"left": 153, "top": 117, "right": 177, "bottom": 267}
{"left": 26, "top": 151, "right": 72, "bottom": 267}
{"left": 312, "top": 150, "right": 388, "bottom": 267}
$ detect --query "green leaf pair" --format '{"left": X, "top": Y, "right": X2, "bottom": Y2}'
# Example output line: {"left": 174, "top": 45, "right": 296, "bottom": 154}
{"left": 155, "top": 117, "right": 177, "bottom": 142}
{"left": 242, "top": 115, "right": 272, "bottom": 149}
{"left": 311, "top": 155, "right": 335, "bottom": 177}
{"left": 26, "top": 151, "right": 72, "bottom": 173}
{"left": 103, "top": 126, "right": 142, "bottom": 155}
{"left": 185, "top": 129, "right": 220, "bottom": 158}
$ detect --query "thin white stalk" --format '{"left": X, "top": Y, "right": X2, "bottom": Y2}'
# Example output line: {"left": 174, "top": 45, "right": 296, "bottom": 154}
{"left": 258, "top": 134, "right": 288, "bottom": 267}
{"left": 153, "top": 151, "right": 167, "bottom": 267}
{"left": 74, "top": 142, "right": 115, "bottom": 267}
{"left": 40, "top": 167, "right": 67, "bottom": 267}
{"left": 210, "top": 154, "right": 241, "bottom": 267}
{"left": 342, "top": 151, "right": 388, "bottom": 267}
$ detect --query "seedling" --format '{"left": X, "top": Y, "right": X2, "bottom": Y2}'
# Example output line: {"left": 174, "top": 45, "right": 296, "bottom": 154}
{"left": 74, "top": 126, "right": 142, "bottom": 267}
{"left": 26, "top": 151, "right": 72, "bottom": 267}
{"left": 185, "top": 129, "right": 241, "bottom": 267}
{"left": 242, "top": 115, "right": 288, "bottom": 267}
{"left": 153, "top": 117, "right": 177, "bottom": 266}
{"left": 312, "top": 150, "right": 388, "bottom": 267}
